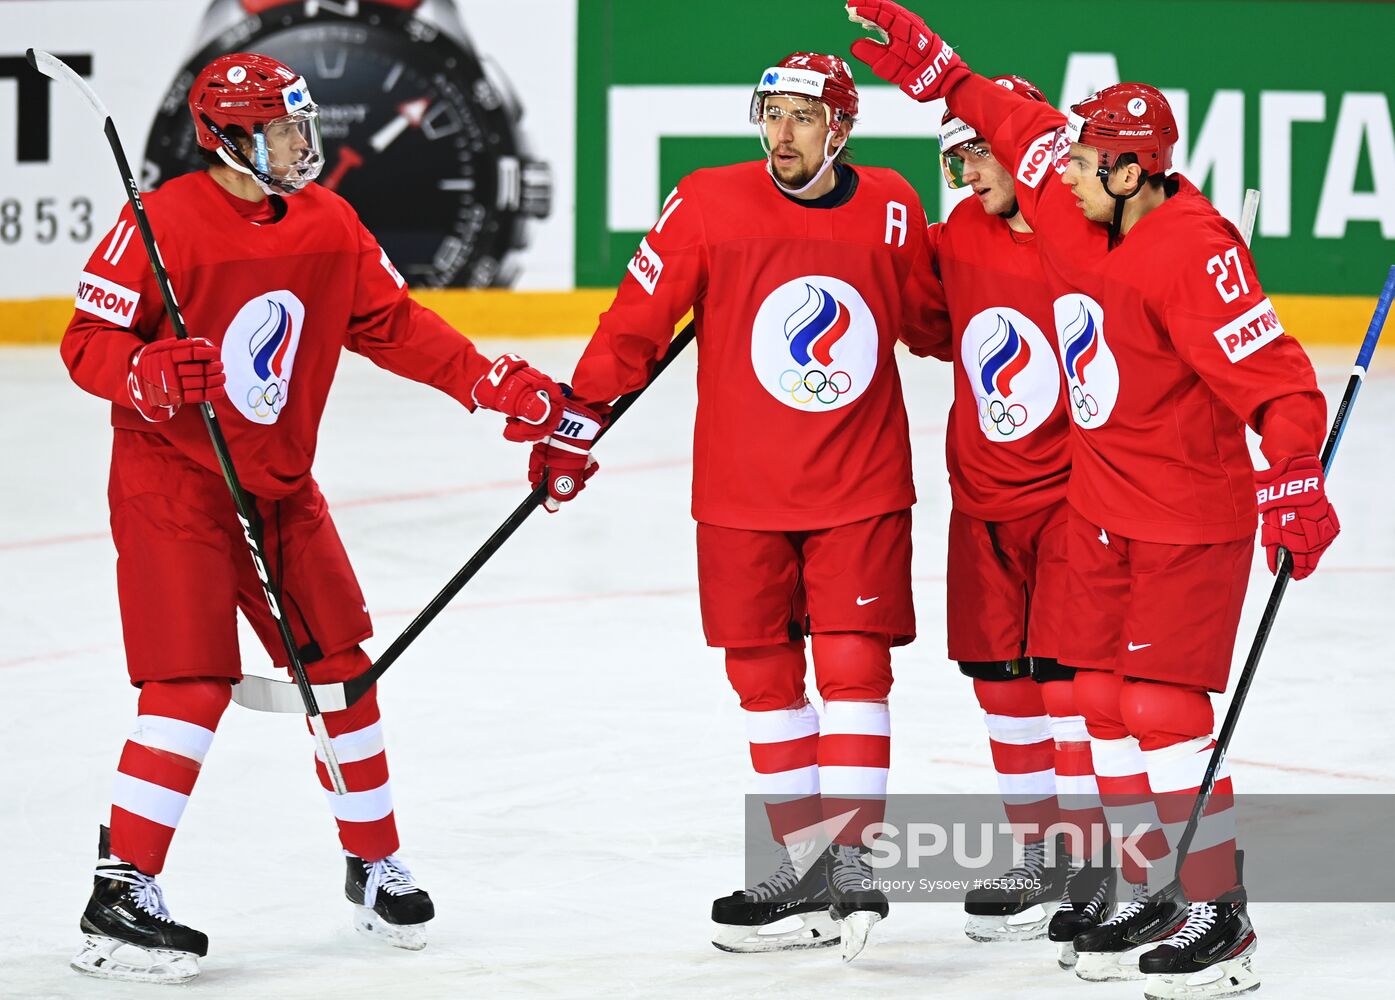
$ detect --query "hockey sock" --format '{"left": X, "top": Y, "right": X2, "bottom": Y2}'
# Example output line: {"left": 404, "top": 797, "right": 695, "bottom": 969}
{"left": 1075, "top": 669, "right": 1171, "bottom": 886}
{"left": 109, "top": 677, "right": 231, "bottom": 875}
{"left": 310, "top": 647, "right": 398, "bottom": 861}
{"left": 1122, "top": 679, "right": 1238, "bottom": 901}
{"left": 971, "top": 675, "right": 1058, "bottom": 843}
{"left": 1040, "top": 676, "right": 1107, "bottom": 861}
{"left": 726, "top": 642, "right": 822, "bottom": 843}
{"left": 813, "top": 633, "right": 892, "bottom": 847}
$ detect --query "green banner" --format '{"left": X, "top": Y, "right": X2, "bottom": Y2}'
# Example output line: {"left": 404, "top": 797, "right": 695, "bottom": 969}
{"left": 576, "top": 0, "right": 1395, "bottom": 295}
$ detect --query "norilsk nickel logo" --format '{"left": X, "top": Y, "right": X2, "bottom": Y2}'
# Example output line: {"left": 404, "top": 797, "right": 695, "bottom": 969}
{"left": 222, "top": 290, "right": 305, "bottom": 425}
{"left": 1053, "top": 293, "right": 1119, "bottom": 428}
{"left": 751, "top": 276, "right": 878, "bottom": 411}
{"left": 960, "top": 308, "right": 1059, "bottom": 441}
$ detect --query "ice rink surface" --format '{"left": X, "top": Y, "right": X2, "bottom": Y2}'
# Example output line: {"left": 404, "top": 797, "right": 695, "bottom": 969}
{"left": 2, "top": 339, "right": 1391, "bottom": 1000}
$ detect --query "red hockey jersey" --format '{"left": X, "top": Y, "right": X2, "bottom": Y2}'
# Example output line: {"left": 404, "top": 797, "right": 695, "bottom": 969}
{"left": 945, "top": 77, "right": 1326, "bottom": 544}
{"left": 569, "top": 161, "right": 943, "bottom": 530}
{"left": 921, "top": 201, "right": 1071, "bottom": 521}
{"left": 62, "top": 171, "right": 492, "bottom": 499}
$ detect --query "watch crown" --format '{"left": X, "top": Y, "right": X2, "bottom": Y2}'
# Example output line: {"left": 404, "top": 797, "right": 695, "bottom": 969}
{"left": 521, "top": 160, "right": 553, "bottom": 219}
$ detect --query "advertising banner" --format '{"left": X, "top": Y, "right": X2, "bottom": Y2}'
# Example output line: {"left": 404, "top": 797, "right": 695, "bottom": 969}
{"left": 577, "top": 0, "right": 1395, "bottom": 303}
{"left": 0, "top": 0, "right": 576, "bottom": 303}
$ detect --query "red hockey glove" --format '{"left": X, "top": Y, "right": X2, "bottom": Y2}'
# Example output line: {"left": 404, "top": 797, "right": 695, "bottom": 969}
{"left": 528, "top": 403, "right": 603, "bottom": 512}
{"left": 472, "top": 354, "right": 564, "bottom": 441}
{"left": 126, "top": 337, "right": 225, "bottom": 422}
{"left": 846, "top": 0, "right": 969, "bottom": 103}
{"left": 1255, "top": 455, "right": 1340, "bottom": 581}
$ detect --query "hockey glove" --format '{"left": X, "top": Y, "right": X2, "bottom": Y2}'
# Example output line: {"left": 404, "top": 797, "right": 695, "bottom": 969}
{"left": 1255, "top": 454, "right": 1340, "bottom": 580}
{"left": 846, "top": 0, "right": 969, "bottom": 103}
{"left": 126, "top": 337, "right": 226, "bottom": 422}
{"left": 527, "top": 402, "right": 603, "bottom": 512}
{"left": 472, "top": 353, "right": 564, "bottom": 441}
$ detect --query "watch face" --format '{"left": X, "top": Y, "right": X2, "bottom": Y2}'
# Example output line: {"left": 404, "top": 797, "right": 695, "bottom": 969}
{"left": 144, "top": 5, "right": 549, "bottom": 287}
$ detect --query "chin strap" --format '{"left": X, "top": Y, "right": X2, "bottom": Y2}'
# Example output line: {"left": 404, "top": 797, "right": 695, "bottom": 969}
{"left": 204, "top": 114, "right": 293, "bottom": 196}
{"left": 1097, "top": 163, "right": 1150, "bottom": 247}
{"left": 763, "top": 127, "right": 843, "bottom": 197}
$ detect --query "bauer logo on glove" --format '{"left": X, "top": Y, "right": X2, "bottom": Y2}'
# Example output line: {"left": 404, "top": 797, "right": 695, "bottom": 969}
{"left": 528, "top": 401, "right": 603, "bottom": 512}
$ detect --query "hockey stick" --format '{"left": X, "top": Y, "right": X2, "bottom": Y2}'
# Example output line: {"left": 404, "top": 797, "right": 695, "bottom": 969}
{"left": 1173, "top": 262, "right": 1395, "bottom": 868}
{"left": 231, "top": 321, "right": 699, "bottom": 713}
{"left": 28, "top": 48, "right": 349, "bottom": 794}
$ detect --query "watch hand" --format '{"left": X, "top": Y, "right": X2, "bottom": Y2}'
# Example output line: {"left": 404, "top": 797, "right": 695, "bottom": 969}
{"left": 370, "top": 97, "right": 430, "bottom": 153}
{"left": 322, "top": 146, "right": 364, "bottom": 192}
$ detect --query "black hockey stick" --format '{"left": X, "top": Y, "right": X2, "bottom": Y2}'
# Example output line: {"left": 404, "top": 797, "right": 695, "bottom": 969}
{"left": 27, "top": 48, "right": 349, "bottom": 793}
{"left": 232, "top": 321, "right": 698, "bottom": 713}
{"left": 1173, "top": 263, "right": 1395, "bottom": 868}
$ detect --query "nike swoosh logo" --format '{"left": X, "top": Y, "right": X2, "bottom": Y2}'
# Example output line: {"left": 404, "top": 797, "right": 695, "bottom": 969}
{"left": 856, "top": 596, "right": 880, "bottom": 606}
{"left": 1127, "top": 642, "right": 1152, "bottom": 652}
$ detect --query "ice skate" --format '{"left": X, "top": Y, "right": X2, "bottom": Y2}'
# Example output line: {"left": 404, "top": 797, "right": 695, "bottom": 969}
{"left": 345, "top": 853, "right": 434, "bottom": 951}
{"left": 711, "top": 841, "right": 839, "bottom": 953}
{"left": 1048, "top": 857, "right": 1116, "bottom": 969}
{"left": 1073, "top": 877, "right": 1188, "bottom": 982}
{"left": 1139, "top": 855, "right": 1259, "bottom": 1000}
{"left": 71, "top": 826, "right": 207, "bottom": 984}
{"left": 827, "top": 843, "right": 888, "bottom": 963}
{"left": 962, "top": 835, "right": 1067, "bottom": 943}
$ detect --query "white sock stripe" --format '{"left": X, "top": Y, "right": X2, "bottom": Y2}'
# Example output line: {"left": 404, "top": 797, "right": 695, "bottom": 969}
{"left": 1049, "top": 715, "right": 1090, "bottom": 742}
{"left": 1180, "top": 809, "right": 1238, "bottom": 854}
{"left": 1089, "top": 735, "right": 1147, "bottom": 778}
{"left": 1100, "top": 800, "right": 1164, "bottom": 833}
{"left": 131, "top": 715, "right": 216, "bottom": 765}
{"left": 821, "top": 700, "right": 890, "bottom": 737}
{"left": 753, "top": 764, "right": 820, "bottom": 796}
{"left": 995, "top": 767, "right": 1057, "bottom": 799}
{"left": 983, "top": 712, "right": 1053, "bottom": 745}
{"left": 744, "top": 704, "right": 820, "bottom": 744}
{"left": 1054, "top": 773, "right": 1101, "bottom": 797}
{"left": 1144, "top": 737, "right": 1226, "bottom": 794}
{"left": 314, "top": 722, "right": 385, "bottom": 765}
{"left": 818, "top": 764, "right": 889, "bottom": 797}
{"left": 323, "top": 780, "right": 395, "bottom": 824}
{"left": 112, "top": 772, "right": 189, "bottom": 830}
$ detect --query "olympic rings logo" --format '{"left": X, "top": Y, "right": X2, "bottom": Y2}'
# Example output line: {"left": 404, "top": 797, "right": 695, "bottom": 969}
{"left": 778, "top": 368, "right": 853, "bottom": 406}
{"left": 978, "top": 397, "right": 1029, "bottom": 436}
{"left": 247, "top": 379, "right": 287, "bottom": 419}
{"left": 1070, "top": 384, "right": 1099, "bottom": 423}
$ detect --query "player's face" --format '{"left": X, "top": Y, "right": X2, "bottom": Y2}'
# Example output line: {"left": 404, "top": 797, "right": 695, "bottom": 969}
{"left": 761, "top": 96, "right": 842, "bottom": 187}
{"left": 948, "top": 139, "right": 1016, "bottom": 216}
{"left": 1063, "top": 142, "right": 1115, "bottom": 222}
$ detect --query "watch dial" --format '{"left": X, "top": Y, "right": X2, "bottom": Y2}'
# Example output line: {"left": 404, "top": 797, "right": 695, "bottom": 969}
{"left": 144, "top": 7, "right": 540, "bottom": 287}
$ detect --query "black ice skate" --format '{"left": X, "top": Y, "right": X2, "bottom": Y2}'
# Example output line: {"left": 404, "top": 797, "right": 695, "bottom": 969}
{"left": 345, "top": 853, "right": 434, "bottom": 951}
{"left": 827, "top": 843, "right": 889, "bottom": 963}
{"left": 71, "top": 825, "right": 208, "bottom": 984}
{"left": 962, "top": 835, "right": 1068, "bottom": 943}
{"left": 711, "top": 841, "right": 839, "bottom": 954}
{"left": 1073, "top": 876, "right": 1189, "bottom": 982}
{"left": 1048, "top": 858, "right": 1117, "bottom": 969}
{"left": 1139, "top": 855, "right": 1259, "bottom": 1000}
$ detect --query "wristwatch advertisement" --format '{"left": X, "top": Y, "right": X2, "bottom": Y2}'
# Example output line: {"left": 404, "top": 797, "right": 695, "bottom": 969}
{"left": 143, "top": 0, "right": 553, "bottom": 288}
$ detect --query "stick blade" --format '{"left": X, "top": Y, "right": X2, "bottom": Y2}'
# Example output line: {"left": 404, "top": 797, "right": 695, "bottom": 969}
{"left": 232, "top": 675, "right": 349, "bottom": 714}
{"left": 26, "top": 48, "right": 110, "bottom": 120}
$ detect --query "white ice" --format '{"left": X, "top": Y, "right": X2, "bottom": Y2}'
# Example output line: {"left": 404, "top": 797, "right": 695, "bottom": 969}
{"left": 1, "top": 340, "right": 1391, "bottom": 999}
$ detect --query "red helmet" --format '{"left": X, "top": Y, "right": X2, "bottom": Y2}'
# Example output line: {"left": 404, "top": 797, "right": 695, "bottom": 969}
{"left": 749, "top": 52, "right": 860, "bottom": 130}
{"left": 938, "top": 75, "right": 1047, "bottom": 187}
{"left": 1066, "top": 82, "right": 1177, "bottom": 174}
{"left": 189, "top": 53, "right": 323, "bottom": 194}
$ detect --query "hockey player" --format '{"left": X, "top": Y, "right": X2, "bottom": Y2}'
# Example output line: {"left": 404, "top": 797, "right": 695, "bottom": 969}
{"left": 61, "top": 53, "right": 569, "bottom": 983}
{"left": 848, "top": 2, "right": 1338, "bottom": 996}
{"left": 523, "top": 52, "right": 944, "bottom": 961}
{"left": 918, "top": 76, "right": 1129, "bottom": 959}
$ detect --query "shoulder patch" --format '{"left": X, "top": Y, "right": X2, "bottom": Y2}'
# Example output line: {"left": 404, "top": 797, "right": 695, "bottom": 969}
{"left": 1212, "top": 298, "right": 1285, "bottom": 362}
{"left": 1017, "top": 130, "right": 1069, "bottom": 189}
{"left": 628, "top": 237, "right": 663, "bottom": 295}
{"left": 75, "top": 271, "right": 141, "bottom": 327}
